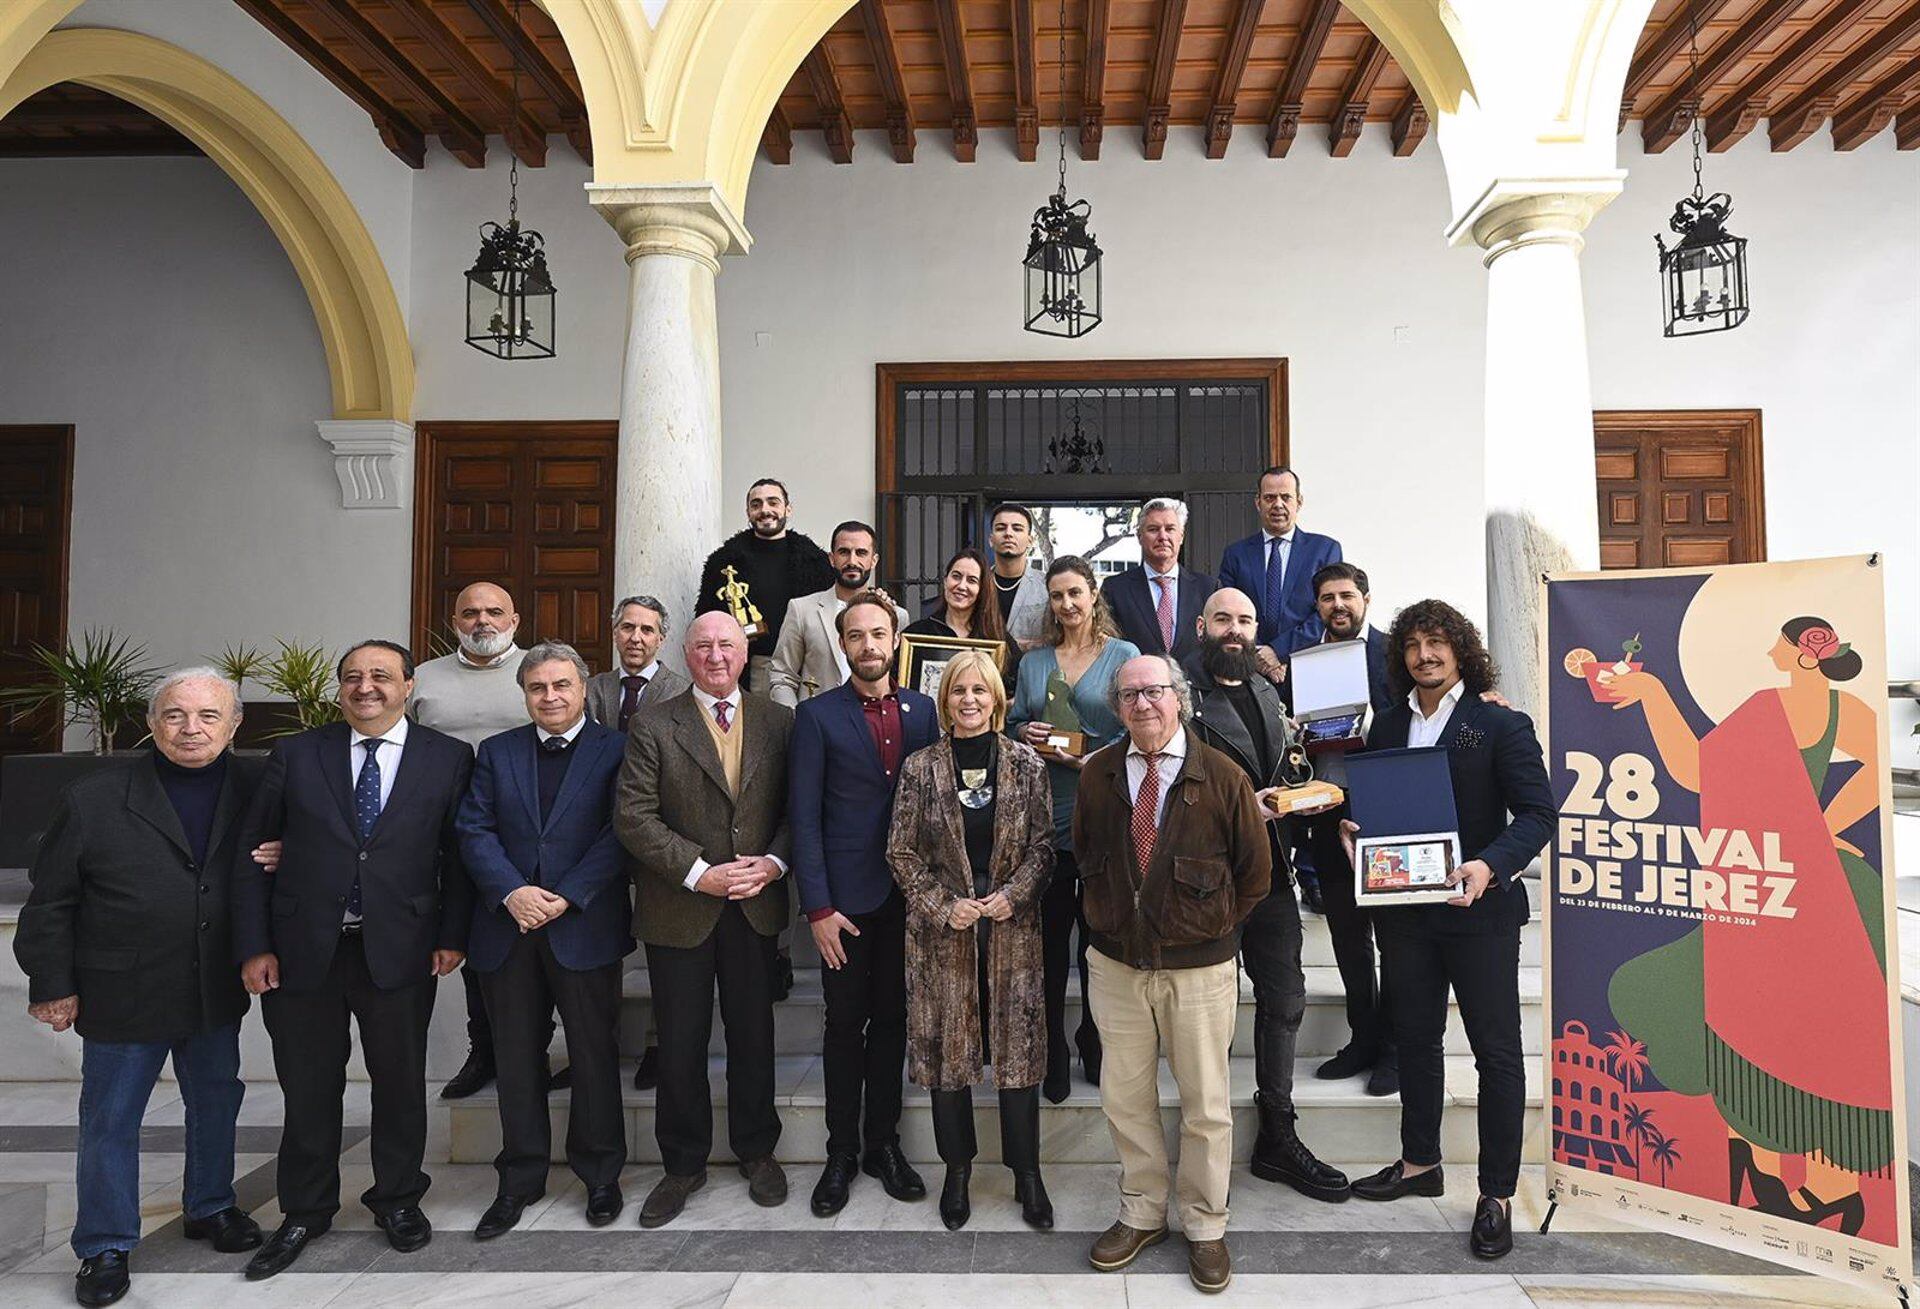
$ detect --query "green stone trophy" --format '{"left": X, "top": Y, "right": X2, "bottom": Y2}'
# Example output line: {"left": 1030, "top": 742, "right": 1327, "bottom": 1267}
{"left": 716, "top": 564, "right": 763, "bottom": 638}
{"left": 1038, "top": 670, "right": 1087, "bottom": 758}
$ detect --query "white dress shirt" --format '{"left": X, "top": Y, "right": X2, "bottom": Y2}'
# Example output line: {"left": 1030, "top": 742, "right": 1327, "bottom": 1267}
{"left": 1263, "top": 529, "right": 1296, "bottom": 584}
{"left": 1406, "top": 679, "right": 1466, "bottom": 749}
{"left": 537, "top": 715, "right": 588, "bottom": 749}
{"left": 830, "top": 596, "right": 852, "bottom": 683}
{"left": 621, "top": 658, "right": 662, "bottom": 683}
{"left": 681, "top": 685, "right": 785, "bottom": 889}
{"left": 1124, "top": 728, "right": 1189, "bottom": 828}
{"left": 348, "top": 714, "right": 409, "bottom": 809}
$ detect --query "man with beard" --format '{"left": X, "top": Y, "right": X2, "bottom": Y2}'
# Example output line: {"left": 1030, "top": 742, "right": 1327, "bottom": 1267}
{"left": 695, "top": 479, "right": 835, "bottom": 691}
{"left": 768, "top": 521, "right": 908, "bottom": 708}
{"left": 788, "top": 594, "right": 939, "bottom": 1216}
{"left": 1282, "top": 563, "right": 1397, "bottom": 1095}
{"left": 1181, "top": 588, "right": 1350, "bottom": 1203}
{"left": 411, "top": 582, "right": 539, "bottom": 1101}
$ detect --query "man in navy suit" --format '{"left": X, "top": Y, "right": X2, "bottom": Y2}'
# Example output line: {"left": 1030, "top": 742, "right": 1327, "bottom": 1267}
{"left": 231, "top": 640, "right": 473, "bottom": 1279}
{"left": 789, "top": 591, "right": 940, "bottom": 1217}
{"left": 457, "top": 641, "right": 633, "bottom": 1239}
{"left": 1103, "top": 497, "right": 1216, "bottom": 664}
{"left": 1344, "top": 601, "right": 1554, "bottom": 1263}
{"left": 1216, "top": 466, "right": 1342, "bottom": 663}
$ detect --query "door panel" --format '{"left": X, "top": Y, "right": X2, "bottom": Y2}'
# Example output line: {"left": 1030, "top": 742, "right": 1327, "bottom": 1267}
{"left": 413, "top": 423, "right": 616, "bottom": 669}
{"left": 0, "top": 426, "right": 73, "bottom": 753}
{"left": 1594, "top": 410, "right": 1764, "bottom": 571}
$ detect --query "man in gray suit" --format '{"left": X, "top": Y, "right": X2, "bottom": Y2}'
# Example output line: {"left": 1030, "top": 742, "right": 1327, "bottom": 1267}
{"left": 587, "top": 595, "right": 691, "bottom": 734}
{"left": 615, "top": 612, "right": 793, "bottom": 1228}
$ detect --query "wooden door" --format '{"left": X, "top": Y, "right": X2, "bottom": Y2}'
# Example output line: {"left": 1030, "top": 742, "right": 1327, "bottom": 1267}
{"left": 1593, "top": 410, "right": 1765, "bottom": 570}
{"left": 0, "top": 426, "right": 73, "bottom": 752}
{"left": 411, "top": 422, "right": 617, "bottom": 670}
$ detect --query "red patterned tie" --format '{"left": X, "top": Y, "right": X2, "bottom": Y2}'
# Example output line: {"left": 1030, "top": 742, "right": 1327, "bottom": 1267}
{"left": 713, "top": 699, "right": 732, "bottom": 733}
{"left": 1132, "top": 752, "right": 1161, "bottom": 874}
{"left": 1155, "top": 576, "right": 1175, "bottom": 652}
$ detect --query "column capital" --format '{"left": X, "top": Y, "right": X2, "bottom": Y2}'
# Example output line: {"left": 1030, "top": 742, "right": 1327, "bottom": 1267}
{"left": 1447, "top": 175, "right": 1625, "bottom": 266}
{"left": 586, "top": 182, "right": 752, "bottom": 272}
{"left": 315, "top": 418, "right": 411, "bottom": 510}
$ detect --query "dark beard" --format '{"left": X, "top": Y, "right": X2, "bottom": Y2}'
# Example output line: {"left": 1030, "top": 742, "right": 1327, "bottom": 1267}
{"left": 839, "top": 567, "right": 873, "bottom": 590}
{"left": 1199, "top": 635, "right": 1259, "bottom": 683}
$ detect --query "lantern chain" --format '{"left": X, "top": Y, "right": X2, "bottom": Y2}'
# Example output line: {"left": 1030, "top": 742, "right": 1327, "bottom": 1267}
{"left": 1686, "top": 1, "right": 1704, "bottom": 203}
{"left": 1056, "top": 0, "right": 1068, "bottom": 200}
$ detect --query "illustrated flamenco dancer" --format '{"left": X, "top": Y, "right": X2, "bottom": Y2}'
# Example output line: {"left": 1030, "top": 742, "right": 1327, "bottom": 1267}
{"left": 1605, "top": 617, "right": 1889, "bottom": 1236}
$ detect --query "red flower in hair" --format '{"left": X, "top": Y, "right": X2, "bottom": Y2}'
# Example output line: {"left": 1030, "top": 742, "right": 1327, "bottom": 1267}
{"left": 1796, "top": 626, "right": 1841, "bottom": 662}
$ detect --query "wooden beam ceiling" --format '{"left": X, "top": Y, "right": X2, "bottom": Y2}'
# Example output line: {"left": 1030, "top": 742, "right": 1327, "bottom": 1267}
{"left": 1768, "top": 0, "right": 1920, "bottom": 149}
{"left": 228, "top": 0, "right": 427, "bottom": 168}
{"left": 860, "top": 0, "right": 916, "bottom": 163}
{"left": 1640, "top": 0, "right": 1807, "bottom": 154}
{"left": 1830, "top": 51, "right": 1920, "bottom": 147}
{"left": 1268, "top": 0, "right": 1340, "bottom": 158}
{"left": 1012, "top": 0, "right": 1040, "bottom": 162}
{"left": 1703, "top": 0, "right": 1874, "bottom": 150}
{"left": 804, "top": 46, "right": 855, "bottom": 164}
{"left": 1621, "top": 0, "right": 1736, "bottom": 129}
{"left": 1898, "top": 105, "right": 1920, "bottom": 147}
{"left": 1081, "top": 0, "right": 1112, "bottom": 161}
{"left": 1329, "top": 33, "right": 1388, "bottom": 157}
{"left": 1204, "top": 0, "right": 1266, "bottom": 159}
{"left": 1390, "top": 90, "right": 1428, "bottom": 157}
{"left": 931, "top": 0, "right": 978, "bottom": 162}
{"left": 1143, "top": 0, "right": 1191, "bottom": 160}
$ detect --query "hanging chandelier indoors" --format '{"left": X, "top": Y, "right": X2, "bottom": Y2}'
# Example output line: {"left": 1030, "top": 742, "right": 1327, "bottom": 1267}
{"left": 466, "top": 0, "right": 556, "bottom": 359}
{"left": 1024, "top": 0, "right": 1103, "bottom": 338}
{"left": 1656, "top": 9, "right": 1749, "bottom": 338}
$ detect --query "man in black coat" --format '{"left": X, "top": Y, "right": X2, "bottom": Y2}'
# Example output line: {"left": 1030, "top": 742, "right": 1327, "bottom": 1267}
{"left": 694, "top": 477, "right": 835, "bottom": 691}
{"left": 1344, "top": 601, "right": 1554, "bottom": 1262}
{"left": 231, "top": 639, "right": 474, "bottom": 1279}
{"left": 16, "top": 670, "right": 267, "bottom": 1307}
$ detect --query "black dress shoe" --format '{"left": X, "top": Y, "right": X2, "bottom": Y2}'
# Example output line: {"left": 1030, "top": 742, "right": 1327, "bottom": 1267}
{"left": 1365, "top": 1058, "right": 1400, "bottom": 1098}
{"left": 862, "top": 1142, "right": 927, "bottom": 1202}
{"left": 739, "top": 1156, "right": 788, "bottom": 1207}
{"left": 375, "top": 1205, "right": 432, "bottom": 1252}
{"left": 1471, "top": 1195, "right": 1513, "bottom": 1259}
{"left": 585, "top": 1184, "right": 624, "bottom": 1226}
{"left": 441, "top": 1050, "right": 496, "bottom": 1100}
{"left": 773, "top": 952, "right": 795, "bottom": 1002}
{"left": 75, "top": 1249, "right": 129, "bottom": 1306}
{"left": 182, "top": 1205, "right": 263, "bottom": 1251}
{"left": 938, "top": 1164, "right": 971, "bottom": 1230}
{"left": 632, "top": 1045, "right": 660, "bottom": 1092}
{"left": 475, "top": 1194, "right": 535, "bottom": 1240}
{"left": 639, "top": 1171, "right": 706, "bottom": 1228}
{"left": 1351, "top": 1161, "right": 1444, "bottom": 1202}
{"left": 1300, "top": 879, "right": 1326, "bottom": 915}
{"left": 1014, "top": 1170, "right": 1054, "bottom": 1230}
{"left": 245, "top": 1220, "right": 327, "bottom": 1280}
{"left": 548, "top": 1063, "right": 572, "bottom": 1091}
{"left": 811, "top": 1151, "right": 859, "bottom": 1217}
{"left": 1313, "top": 1044, "right": 1376, "bottom": 1081}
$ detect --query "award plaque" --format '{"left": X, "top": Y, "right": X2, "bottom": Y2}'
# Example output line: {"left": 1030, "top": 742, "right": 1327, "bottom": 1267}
{"left": 715, "top": 565, "right": 763, "bottom": 639}
{"left": 896, "top": 632, "right": 1009, "bottom": 699}
{"left": 1257, "top": 741, "right": 1344, "bottom": 816}
{"left": 1036, "top": 670, "right": 1087, "bottom": 758}
{"left": 1345, "top": 746, "right": 1462, "bottom": 905}
{"left": 1290, "top": 639, "right": 1371, "bottom": 754}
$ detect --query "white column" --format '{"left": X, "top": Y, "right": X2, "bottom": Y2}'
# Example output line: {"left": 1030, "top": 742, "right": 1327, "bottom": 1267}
{"left": 587, "top": 183, "right": 751, "bottom": 671}
{"left": 1454, "top": 184, "right": 1618, "bottom": 718}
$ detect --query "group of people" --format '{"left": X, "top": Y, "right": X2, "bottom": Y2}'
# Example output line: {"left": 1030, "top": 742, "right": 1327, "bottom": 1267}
{"left": 15, "top": 467, "right": 1555, "bottom": 1305}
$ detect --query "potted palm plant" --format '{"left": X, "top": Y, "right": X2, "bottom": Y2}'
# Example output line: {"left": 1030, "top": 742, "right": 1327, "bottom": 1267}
{"left": 0, "top": 630, "right": 161, "bottom": 865}
{"left": 258, "top": 639, "right": 343, "bottom": 735}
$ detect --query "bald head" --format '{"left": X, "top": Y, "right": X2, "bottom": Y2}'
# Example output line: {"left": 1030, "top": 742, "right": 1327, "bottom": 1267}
{"left": 451, "top": 581, "right": 520, "bottom": 660}
{"left": 685, "top": 611, "right": 748, "bottom": 697}
{"left": 1196, "top": 587, "right": 1261, "bottom": 684}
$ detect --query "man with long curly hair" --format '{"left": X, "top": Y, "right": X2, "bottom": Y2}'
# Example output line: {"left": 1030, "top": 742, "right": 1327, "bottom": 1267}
{"left": 1344, "top": 600, "right": 1555, "bottom": 1262}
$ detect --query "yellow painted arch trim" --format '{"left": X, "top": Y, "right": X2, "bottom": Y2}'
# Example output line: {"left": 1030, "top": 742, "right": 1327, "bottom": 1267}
{"left": 0, "top": 28, "right": 414, "bottom": 421}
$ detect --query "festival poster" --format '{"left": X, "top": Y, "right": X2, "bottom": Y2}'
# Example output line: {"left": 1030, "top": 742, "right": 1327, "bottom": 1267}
{"left": 1540, "top": 556, "right": 1910, "bottom": 1296}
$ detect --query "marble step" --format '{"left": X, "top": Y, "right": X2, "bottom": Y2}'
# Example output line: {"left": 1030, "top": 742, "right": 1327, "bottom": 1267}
{"left": 616, "top": 964, "right": 1547, "bottom": 1060}
{"left": 443, "top": 1053, "right": 1545, "bottom": 1168}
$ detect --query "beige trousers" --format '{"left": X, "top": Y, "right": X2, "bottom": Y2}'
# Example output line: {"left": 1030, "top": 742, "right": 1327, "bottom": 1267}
{"left": 1087, "top": 949, "right": 1238, "bottom": 1241}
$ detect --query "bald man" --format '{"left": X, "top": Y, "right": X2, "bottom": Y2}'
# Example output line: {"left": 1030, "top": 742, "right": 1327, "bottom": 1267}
{"left": 411, "top": 581, "right": 535, "bottom": 1100}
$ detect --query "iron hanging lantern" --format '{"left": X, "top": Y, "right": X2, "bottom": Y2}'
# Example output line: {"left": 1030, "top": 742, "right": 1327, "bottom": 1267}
{"left": 1655, "top": 8, "right": 1748, "bottom": 338}
{"left": 465, "top": 0, "right": 556, "bottom": 358}
{"left": 1024, "top": 0, "right": 1103, "bottom": 338}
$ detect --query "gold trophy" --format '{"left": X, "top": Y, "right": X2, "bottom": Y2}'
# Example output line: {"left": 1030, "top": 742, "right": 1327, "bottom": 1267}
{"left": 1258, "top": 742, "right": 1345, "bottom": 817}
{"left": 716, "top": 565, "right": 763, "bottom": 638}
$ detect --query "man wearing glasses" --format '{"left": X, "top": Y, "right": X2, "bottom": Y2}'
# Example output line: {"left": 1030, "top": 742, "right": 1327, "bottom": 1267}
{"left": 1071, "top": 655, "right": 1272, "bottom": 1294}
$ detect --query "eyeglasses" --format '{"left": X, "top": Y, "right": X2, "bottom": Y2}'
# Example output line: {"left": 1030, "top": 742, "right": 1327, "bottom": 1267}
{"left": 1118, "top": 684, "right": 1174, "bottom": 706}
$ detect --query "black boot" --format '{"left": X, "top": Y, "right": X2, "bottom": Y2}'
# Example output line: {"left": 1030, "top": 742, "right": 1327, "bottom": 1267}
{"left": 1249, "top": 1091, "right": 1351, "bottom": 1202}
{"left": 999, "top": 1086, "right": 1053, "bottom": 1229}
{"left": 939, "top": 1165, "right": 972, "bottom": 1230}
{"left": 1075, "top": 1022, "right": 1102, "bottom": 1087}
{"left": 1042, "top": 1039, "right": 1070, "bottom": 1104}
{"left": 929, "top": 1087, "right": 977, "bottom": 1231}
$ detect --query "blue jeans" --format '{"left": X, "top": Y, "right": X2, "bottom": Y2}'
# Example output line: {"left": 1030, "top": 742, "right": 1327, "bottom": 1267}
{"left": 73, "top": 1024, "right": 245, "bottom": 1258}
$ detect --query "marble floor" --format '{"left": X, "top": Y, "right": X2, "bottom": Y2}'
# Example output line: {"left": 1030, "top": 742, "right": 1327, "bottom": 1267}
{"left": 0, "top": 1083, "right": 1906, "bottom": 1308}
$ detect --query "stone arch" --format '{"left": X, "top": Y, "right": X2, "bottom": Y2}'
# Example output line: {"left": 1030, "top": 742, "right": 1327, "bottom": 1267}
{"left": 0, "top": 26, "right": 414, "bottom": 420}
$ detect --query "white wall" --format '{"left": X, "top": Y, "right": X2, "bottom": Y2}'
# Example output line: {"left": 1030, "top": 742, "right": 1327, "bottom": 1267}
{"left": 0, "top": 157, "right": 408, "bottom": 707}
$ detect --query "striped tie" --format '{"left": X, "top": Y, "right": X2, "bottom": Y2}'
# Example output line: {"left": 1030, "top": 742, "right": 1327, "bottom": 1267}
{"left": 1132, "top": 752, "right": 1162, "bottom": 875}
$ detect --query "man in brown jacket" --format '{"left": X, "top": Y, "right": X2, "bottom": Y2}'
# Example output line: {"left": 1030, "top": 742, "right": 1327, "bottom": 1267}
{"left": 614, "top": 612, "right": 794, "bottom": 1228}
{"left": 1072, "top": 653, "right": 1270, "bottom": 1295}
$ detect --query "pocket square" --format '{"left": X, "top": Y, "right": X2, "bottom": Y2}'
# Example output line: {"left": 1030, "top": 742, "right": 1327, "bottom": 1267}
{"left": 1451, "top": 726, "right": 1486, "bottom": 750}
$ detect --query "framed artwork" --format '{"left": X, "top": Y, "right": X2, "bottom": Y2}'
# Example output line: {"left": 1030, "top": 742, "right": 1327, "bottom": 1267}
{"left": 896, "top": 633, "right": 1008, "bottom": 700}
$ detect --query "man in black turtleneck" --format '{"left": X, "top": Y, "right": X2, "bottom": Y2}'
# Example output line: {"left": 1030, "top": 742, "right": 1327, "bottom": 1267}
{"left": 695, "top": 478, "right": 835, "bottom": 693}
{"left": 17, "top": 669, "right": 269, "bottom": 1307}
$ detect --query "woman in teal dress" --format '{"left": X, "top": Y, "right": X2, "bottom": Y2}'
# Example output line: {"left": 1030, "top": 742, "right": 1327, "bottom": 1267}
{"left": 1006, "top": 555, "right": 1139, "bottom": 1102}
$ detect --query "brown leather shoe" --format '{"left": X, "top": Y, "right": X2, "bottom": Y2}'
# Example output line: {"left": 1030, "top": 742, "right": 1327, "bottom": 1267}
{"left": 638, "top": 1171, "right": 706, "bottom": 1228}
{"left": 1188, "top": 1238, "right": 1232, "bottom": 1293}
{"left": 738, "top": 1156, "right": 788, "bottom": 1207}
{"left": 1088, "top": 1220, "right": 1168, "bottom": 1272}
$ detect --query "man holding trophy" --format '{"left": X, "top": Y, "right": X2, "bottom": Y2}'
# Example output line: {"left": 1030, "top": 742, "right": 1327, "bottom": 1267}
{"left": 695, "top": 478, "right": 835, "bottom": 693}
